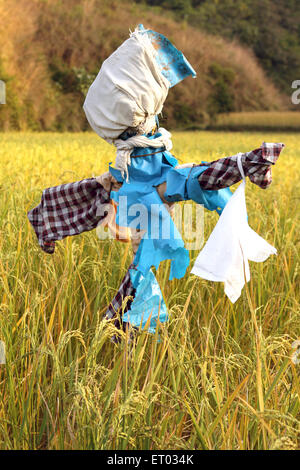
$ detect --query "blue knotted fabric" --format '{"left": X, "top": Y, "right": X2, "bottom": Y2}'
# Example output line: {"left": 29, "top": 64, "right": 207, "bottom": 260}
{"left": 136, "top": 24, "right": 196, "bottom": 87}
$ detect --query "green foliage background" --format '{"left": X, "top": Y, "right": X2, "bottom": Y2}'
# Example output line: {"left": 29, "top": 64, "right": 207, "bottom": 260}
{"left": 136, "top": 0, "right": 300, "bottom": 95}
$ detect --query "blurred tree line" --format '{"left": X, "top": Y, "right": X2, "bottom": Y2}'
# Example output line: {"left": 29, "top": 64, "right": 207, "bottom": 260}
{"left": 0, "top": 0, "right": 289, "bottom": 132}
{"left": 135, "top": 0, "right": 300, "bottom": 94}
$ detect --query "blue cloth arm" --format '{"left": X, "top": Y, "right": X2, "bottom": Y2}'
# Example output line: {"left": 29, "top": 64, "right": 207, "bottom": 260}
{"left": 164, "top": 165, "right": 232, "bottom": 215}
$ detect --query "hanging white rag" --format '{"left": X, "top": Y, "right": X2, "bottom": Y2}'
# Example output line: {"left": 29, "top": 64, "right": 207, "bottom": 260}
{"left": 114, "top": 127, "right": 173, "bottom": 181}
{"left": 191, "top": 153, "right": 277, "bottom": 303}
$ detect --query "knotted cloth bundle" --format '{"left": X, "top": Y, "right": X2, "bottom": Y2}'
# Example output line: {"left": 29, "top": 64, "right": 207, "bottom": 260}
{"left": 114, "top": 127, "right": 173, "bottom": 180}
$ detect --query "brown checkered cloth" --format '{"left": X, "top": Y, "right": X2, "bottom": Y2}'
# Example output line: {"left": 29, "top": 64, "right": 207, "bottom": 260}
{"left": 104, "top": 264, "right": 137, "bottom": 342}
{"left": 27, "top": 177, "right": 136, "bottom": 337}
{"left": 27, "top": 178, "right": 110, "bottom": 254}
{"left": 197, "top": 142, "right": 284, "bottom": 190}
{"left": 105, "top": 265, "right": 136, "bottom": 321}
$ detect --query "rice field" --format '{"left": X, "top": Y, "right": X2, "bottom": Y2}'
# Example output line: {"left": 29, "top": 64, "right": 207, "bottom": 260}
{"left": 212, "top": 112, "right": 300, "bottom": 132}
{"left": 0, "top": 130, "right": 299, "bottom": 450}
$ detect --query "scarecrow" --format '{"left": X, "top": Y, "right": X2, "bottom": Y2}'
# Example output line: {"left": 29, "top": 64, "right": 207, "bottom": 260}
{"left": 27, "top": 25, "right": 284, "bottom": 340}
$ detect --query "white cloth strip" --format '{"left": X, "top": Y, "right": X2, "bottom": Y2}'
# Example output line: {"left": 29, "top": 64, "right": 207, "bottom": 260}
{"left": 114, "top": 127, "right": 173, "bottom": 181}
{"left": 237, "top": 153, "right": 245, "bottom": 180}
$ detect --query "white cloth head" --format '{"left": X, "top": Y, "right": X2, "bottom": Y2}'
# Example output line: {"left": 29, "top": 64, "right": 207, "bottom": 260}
{"left": 83, "top": 28, "right": 170, "bottom": 144}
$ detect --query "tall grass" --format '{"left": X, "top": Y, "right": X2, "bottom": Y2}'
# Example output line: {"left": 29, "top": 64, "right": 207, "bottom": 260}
{"left": 0, "top": 131, "right": 299, "bottom": 449}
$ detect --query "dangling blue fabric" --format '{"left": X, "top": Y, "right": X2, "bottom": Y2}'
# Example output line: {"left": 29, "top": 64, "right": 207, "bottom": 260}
{"left": 110, "top": 129, "right": 190, "bottom": 281}
{"left": 122, "top": 268, "right": 168, "bottom": 334}
{"left": 137, "top": 24, "right": 196, "bottom": 87}
{"left": 110, "top": 165, "right": 190, "bottom": 281}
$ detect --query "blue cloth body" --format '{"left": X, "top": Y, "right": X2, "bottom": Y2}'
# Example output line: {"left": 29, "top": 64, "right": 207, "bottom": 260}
{"left": 110, "top": 132, "right": 190, "bottom": 282}
{"left": 109, "top": 130, "right": 233, "bottom": 333}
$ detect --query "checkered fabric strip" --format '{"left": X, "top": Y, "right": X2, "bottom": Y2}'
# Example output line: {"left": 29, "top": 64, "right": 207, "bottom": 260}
{"left": 198, "top": 142, "right": 285, "bottom": 190}
{"left": 27, "top": 178, "right": 110, "bottom": 253}
{"left": 105, "top": 265, "right": 136, "bottom": 326}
